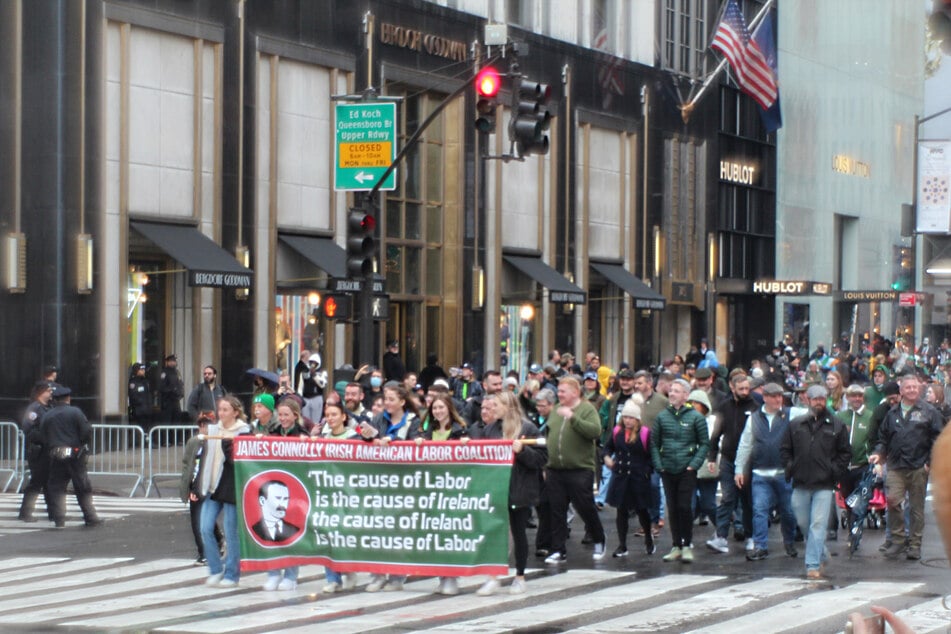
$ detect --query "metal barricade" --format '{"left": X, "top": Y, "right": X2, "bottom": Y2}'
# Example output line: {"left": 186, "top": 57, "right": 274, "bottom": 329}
{"left": 88, "top": 424, "right": 146, "bottom": 497}
{"left": 145, "top": 425, "right": 198, "bottom": 498}
{"left": 0, "top": 421, "right": 23, "bottom": 493}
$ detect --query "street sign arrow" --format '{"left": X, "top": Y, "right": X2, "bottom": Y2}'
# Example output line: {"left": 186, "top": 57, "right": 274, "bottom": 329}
{"left": 354, "top": 171, "right": 375, "bottom": 184}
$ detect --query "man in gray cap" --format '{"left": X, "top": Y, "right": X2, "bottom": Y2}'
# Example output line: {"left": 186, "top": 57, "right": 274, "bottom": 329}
{"left": 40, "top": 385, "right": 102, "bottom": 528}
{"left": 780, "top": 383, "right": 850, "bottom": 578}
{"left": 735, "top": 382, "right": 798, "bottom": 561}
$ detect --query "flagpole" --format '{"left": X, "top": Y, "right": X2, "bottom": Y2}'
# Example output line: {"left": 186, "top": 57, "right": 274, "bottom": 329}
{"left": 680, "top": 0, "right": 775, "bottom": 123}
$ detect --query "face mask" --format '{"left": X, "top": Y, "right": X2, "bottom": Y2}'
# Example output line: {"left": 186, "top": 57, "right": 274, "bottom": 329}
{"left": 370, "top": 376, "right": 383, "bottom": 388}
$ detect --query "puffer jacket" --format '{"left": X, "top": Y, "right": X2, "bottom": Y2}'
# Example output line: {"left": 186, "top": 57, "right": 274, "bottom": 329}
{"left": 650, "top": 404, "right": 709, "bottom": 474}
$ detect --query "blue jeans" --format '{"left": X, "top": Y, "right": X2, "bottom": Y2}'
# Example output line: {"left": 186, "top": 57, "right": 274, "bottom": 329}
{"left": 268, "top": 566, "right": 299, "bottom": 582}
{"left": 694, "top": 478, "right": 717, "bottom": 521}
{"left": 715, "top": 459, "right": 752, "bottom": 539}
{"left": 649, "top": 472, "right": 664, "bottom": 524}
{"left": 325, "top": 567, "right": 341, "bottom": 584}
{"left": 201, "top": 498, "right": 240, "bottom": 582}
{"left": 594, "top": 464, "right": 612, "bottom": 505}
{"left": 751, "top": 473, "right": 796, "bottom": 550}
{"left": 790, "top": 488, "right": 833, "bottom": 571}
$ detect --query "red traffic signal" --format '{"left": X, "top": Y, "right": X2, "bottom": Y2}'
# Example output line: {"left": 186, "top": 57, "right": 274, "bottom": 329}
{"left": 475, "top": 67, "right": 501, "bottom": 98}
{"left": 322, "top": 294, "right": 351, "bottom": 320}
{"left": 474, "top": 67, "right": 502, "bottom": 133}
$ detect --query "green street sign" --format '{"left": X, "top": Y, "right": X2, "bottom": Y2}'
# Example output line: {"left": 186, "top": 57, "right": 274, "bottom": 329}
{"left": 334, "top": 102, "right": 397, "bottom": 191}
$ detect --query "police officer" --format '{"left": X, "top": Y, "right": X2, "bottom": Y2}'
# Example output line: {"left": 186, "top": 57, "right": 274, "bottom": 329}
{"left": 128, "top": 363, "right": 154, "bottom": 432}
{"left": 158, "top": 354, "right": 185, "bottom": 424}
{"left": 41, "top": 385, "right": 102, "bottom": 528}
{"left": 17, "top": 381, "right": 54, "bottom": 522}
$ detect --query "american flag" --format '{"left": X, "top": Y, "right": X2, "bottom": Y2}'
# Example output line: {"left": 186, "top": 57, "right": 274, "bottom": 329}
{"left": 711, "top": 0, "right": 778, "bottom": 110}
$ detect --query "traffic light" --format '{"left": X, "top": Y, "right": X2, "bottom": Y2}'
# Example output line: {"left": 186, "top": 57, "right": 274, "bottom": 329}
{"left": 509, "top": 78, "right": 551, "bottom": 156}
{"left": 474, "top": 67, "right": 501, "bottom": 133}
{"left": 346, "top": 202, "right": 376, "bottom": 279}
{"left": 322, "top": 294, "right": 351, "bottom": 320}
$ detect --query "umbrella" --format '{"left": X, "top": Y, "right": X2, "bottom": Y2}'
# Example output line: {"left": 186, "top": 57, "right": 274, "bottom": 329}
{"left": 845, "top": 464, "right": 880, "bottom": 557}
{"left": 245, "top": 368, "right": 280, "bottom": 386}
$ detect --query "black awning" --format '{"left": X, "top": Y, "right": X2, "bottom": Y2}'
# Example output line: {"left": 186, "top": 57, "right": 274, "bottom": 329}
{"left": 503, "top": 254, "right": 586, "bottom": 304}
{"left": 278, "top": 234, "right": 347, "bottom": 280}
{"left": 131, "top": 221, "right": 252, "bottom": 289}
{"left": 591, "top": 261, "right": 666, "bottom": 310}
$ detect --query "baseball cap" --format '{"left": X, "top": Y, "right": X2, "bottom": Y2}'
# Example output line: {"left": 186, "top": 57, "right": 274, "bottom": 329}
{"left": 528, "top": 363, "right": 543, "bottom": 374}
{"left": 617, "top": 368, "right": 635, "bottom": 379}
{"left": 583, "top": 371, "right": 598, "bottom": 382}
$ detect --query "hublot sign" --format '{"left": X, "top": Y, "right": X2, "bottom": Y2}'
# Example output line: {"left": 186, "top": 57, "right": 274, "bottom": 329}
{"left": 752, "top": 280, "right": 832, "bottom": 296}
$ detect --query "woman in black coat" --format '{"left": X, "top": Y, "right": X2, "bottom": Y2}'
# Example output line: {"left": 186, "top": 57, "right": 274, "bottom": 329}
{"left": 603, "top": 395, "right": 655, "bottom": 557}
{"left": 470, "top": 391, "right": 546, "bottom": 595}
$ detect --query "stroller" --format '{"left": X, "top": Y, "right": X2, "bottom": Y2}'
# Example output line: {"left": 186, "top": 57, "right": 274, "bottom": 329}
{"left": 836, "top": 464, "right": 886, "bottom": 556}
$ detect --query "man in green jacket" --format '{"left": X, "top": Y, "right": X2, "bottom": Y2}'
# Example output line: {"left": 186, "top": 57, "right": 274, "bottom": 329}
{"left": 544, "top": 376, "right": 607, "bottom": 565}
{"left": 835, "top": 384, "right": 878, "bottom": 534}
{"left": 651, "top": 378, "right": 709, "bottom": 563}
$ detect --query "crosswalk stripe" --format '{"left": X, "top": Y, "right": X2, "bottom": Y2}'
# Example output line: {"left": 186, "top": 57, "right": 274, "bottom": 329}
{"left": 0, "top": 555, "right": 938, "bottom": 633}
{"left": 155, "top": 569, "right": 624, "bottom": 634}
{"left": 0, "top": 557, "right": 132, "bottom": 588}
{"left": 565, "top": 576, "right": 808, "bottom": 634}
{"left": 274, "top": 570, "right": 650, "bottom": 634}
{"left": 0, "top": 557, "right": 68, "bottom": 572}
{"left": 886, "top": 596, "right": 951, "bottom": 634}
{"left": 403, "top": 574, "right": 719, "bottom": 634}
{"left": 0, "top": 565, "right": 202, "bottom": 621}
{"left": 687, "top": 581, "right": 924, "bottom": 634}
{"left": 0, "top": 558, "right": 191, "bottom": 600}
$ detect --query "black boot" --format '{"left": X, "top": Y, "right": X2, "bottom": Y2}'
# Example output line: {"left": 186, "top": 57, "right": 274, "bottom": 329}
{"left": 18, "top": 492, "right": 38, "bottom": 522}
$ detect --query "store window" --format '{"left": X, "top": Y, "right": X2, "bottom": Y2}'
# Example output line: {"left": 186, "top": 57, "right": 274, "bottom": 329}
{"left": 274, "top": 293, "right": 327, "bottom": 382}
{"left": 662, "top": 0, "right": 709, "bottom": 77}
{"left": 783, "top": 302, "right": 810, "bottom": 357}
{"left": 383, "top": 87, "right": 447, "bottom": 372}
{"left": 501, "top": 304, "right": 537, "bottom": 380}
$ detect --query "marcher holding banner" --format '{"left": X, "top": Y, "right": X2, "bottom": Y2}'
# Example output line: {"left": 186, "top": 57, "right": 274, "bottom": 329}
{"left": 198, "top": 395, "right": 252, "bottom": 587}
{"left": 321, "top": 401, "right": 359, "bottom": 593}
{"left": 363, "top": 382, "right": 422, "bottom": 591}
{"left": 414, "top": 394, "right": 471, "bottom": 596}
{"left": 272, "top": 399, "right": 308, "bottom": 438}
{"left": 470, "top": 391, "right": 546, "bottom": 595}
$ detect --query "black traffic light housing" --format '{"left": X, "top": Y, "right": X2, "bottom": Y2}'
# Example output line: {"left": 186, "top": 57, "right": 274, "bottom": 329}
{"left": 474, "top": 67, "right": 502, "bottom": 133}
{"left": 346, "top": 200, "right": 376, "bottom": 279}
{"left": 509, "top": 78, "right": 551, "bottom": 157}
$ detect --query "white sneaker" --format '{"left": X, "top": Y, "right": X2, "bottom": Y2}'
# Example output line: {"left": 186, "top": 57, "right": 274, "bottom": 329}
{"left": 592, "top": 543, "right": 606, "bottom": 561}
{"left": 262, "top": 575, "right": 280, "bottom": 591}
{"left": 365, "top": 574, "right": 386, "bottom": 593}
{"left": 509, "top": 578, "right": 527, "bottom": 595}
{"left": 382, "top": 579, "right": 404, "bottom": 591}
{"left": 205, "top": 573, "right": 224, "bottom": 586}
{"left": 745, "top": 538, "right": 755, "bottom": 552}
{"left": 277, "top": 578, "right": 297, "bottom": 591}
{"left": 218, "top": 578, "right": 238, "bottom": 587}
{"left": 706, "top": 536, "right": 729, "bottom": 554}
{"left": 322, "top": 581, "right": 342, "bottom": 594}
{"left": 341, "top": 573, "right": 357, "bottom": 590}
{"left": 544, "top": 552, "right": 567, "bottom": 565}
{"left": 440, "top": 577, "right": 459, "bottom": 595}
{"left": 476, "top": 578, "right": 500, "bottom": 596}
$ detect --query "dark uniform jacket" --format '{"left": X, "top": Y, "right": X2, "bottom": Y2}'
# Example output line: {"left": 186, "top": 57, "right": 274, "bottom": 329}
{"left": 40, "top": 403, "right": 92, "bottom": 449}
{"left": 128, "top": 375, "right": 153, "bottom": 420}
{"left": 159, "top": 367, "right": 185, "bottom": 414}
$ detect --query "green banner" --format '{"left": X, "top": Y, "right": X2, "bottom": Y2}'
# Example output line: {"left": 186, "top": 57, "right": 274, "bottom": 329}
{"left": 233, "top": 437, "right": 513, "bottom": 576}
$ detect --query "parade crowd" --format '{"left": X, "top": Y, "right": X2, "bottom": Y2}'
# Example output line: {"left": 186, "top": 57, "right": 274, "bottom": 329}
{"left": 14, "top": 333, "right": 948, "bottom": 598}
